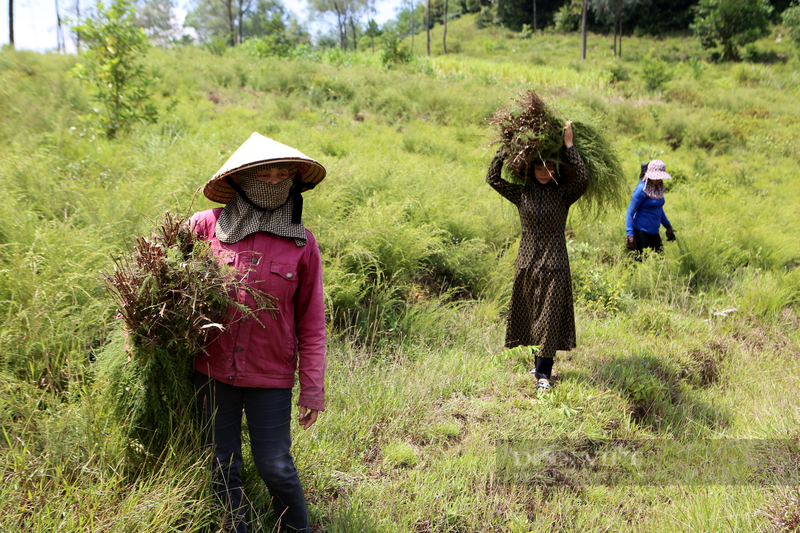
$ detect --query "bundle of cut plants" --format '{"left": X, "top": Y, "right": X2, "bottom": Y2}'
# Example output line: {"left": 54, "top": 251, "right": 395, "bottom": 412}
{"left": 100, "top": 211, "right": 273, "bottom": 466}
{"left": 488, "top": 90, "right": 627, "bottom": 216}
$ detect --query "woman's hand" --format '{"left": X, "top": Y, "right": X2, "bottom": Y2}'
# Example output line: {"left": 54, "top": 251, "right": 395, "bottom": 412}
{"left": 298, "top": 406, "right": 319, "bottom": 430}
{"left": 564, "top": 121, "right": 574, "bottom": 149}
{"left": 626, "top": 235, "right": 636, "bottom": 250}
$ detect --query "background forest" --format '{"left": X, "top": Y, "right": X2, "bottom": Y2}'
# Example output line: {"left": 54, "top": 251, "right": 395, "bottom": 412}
{"left": 2, "top": 1, "right": 800, "bottom": 531}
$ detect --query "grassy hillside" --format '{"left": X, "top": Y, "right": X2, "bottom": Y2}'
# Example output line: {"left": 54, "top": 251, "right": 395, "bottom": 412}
{"left": 2, "top": 15, "right": 800, "bottom": 532}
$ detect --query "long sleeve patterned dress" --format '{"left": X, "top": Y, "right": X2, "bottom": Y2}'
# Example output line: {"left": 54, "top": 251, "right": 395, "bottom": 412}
{"left": 487, "top": 146, "right": 589, "bottom": 357}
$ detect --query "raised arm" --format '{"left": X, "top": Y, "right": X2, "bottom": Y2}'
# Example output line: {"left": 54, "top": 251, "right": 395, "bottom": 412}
{"left": 561, "top": 122, "right": 589, "bottom": 206}
{"left": 486, "top": 148, "right": 524, "bottom": 206}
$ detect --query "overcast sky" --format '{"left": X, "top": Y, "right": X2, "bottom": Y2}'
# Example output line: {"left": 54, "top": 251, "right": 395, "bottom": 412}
{"left": 0, "top": 0, "right": 399, "bottom": 53}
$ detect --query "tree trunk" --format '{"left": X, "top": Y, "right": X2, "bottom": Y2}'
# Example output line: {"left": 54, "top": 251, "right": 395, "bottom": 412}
{"left": 443, "top": 0, "right": 448, "bottom": 54}
{"left": 581, "top": 0, "right": 587, "bottom": 60}
{"left": 532, "top": 0, "right": 536, "bottom": 33}
{"left": 237, "top": 0, "right": 243, "bottom": 45}
{"left": 619, "top": 19, "right": 622, "bottom": 58}
{"left": 55, "top": 0, "right": 63, "bottom": 53}
{"left": 8, "top": 0, "right": 13, "bottom": 47}
{"left": 333, "top": 0, "right": 347, "bottom": 51}
{"left": 613, "top": 19, "right": 617, "bottom": 57}
{"left": 349, "top": 17, "right": 357, "bottom": 51}
{"left": 411, "top": 0, "right": 415, "bottom": 50}
{"left": 225, "top": 0, "right": 235, "bottom": 46}
{"left": 75, "top": 0, "right": 80, "bottom": 49}
{"left": 426, "top": 0, "right": 430, "bottom": 56}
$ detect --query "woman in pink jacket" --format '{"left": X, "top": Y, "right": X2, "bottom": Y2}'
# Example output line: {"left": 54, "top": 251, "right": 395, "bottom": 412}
{"left": 191, "top": 133, "right": 327, "bottom": 533}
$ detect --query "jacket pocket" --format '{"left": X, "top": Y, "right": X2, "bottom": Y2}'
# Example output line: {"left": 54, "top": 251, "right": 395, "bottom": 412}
{"left": 269, "top": 261, "right": 299, "bottom": 302}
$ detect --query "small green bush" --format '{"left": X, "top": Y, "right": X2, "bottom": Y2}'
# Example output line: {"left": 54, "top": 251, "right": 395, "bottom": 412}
{"left": 687, "top": 120, "right": 735, "bottom": 153}
{"left": 607, "top": 61, "right": 630, "bottom": 83}
{"left": 380, "top": 34, "right": 414, "bottom": 67}
{"left": 660, "top": 110, "right": 692, "bottom": 149}
{"left": 71, "top": 0, "right": 158, "bottom": 138}
{"left": 553, "top": 0, "right": 582, "bottom": 32}
{"left": 640, "top": 55, "right": 673, "bottom": 92}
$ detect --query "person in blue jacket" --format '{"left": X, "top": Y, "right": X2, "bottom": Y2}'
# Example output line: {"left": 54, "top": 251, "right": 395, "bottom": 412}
{"left": 625, "top": 159, "right": 675, "bottom": 252}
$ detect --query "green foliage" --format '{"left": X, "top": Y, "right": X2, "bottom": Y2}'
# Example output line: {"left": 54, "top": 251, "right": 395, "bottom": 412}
{"left": 639, "top": 54, "right": 673, "bottom": 91}
{"left": 380, "top": 34, "right": 414, "bottom": 66}
{"left": 554, "top": 0, "right": 583, "bottom": 32}
{"left": 783, "top": 2, "right": 800, "bottom": 48}
{"left": 490, "top": 344, "right": 538, "bottom": 371}
{"left": 690, "top": 0, "right": 773, "bottom": 61}
{"left": 71, "top": 0, "right": 158, "bottom": 138}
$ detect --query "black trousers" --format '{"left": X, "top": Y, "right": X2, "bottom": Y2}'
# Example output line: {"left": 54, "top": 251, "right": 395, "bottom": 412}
{"left": 633, "top": 229, "right": 663, "bottom": 253}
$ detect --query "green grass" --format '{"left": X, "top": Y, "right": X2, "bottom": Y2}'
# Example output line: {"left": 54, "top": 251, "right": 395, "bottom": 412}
{"left": 2, "top": 14, "right": 800, "bottom": 531}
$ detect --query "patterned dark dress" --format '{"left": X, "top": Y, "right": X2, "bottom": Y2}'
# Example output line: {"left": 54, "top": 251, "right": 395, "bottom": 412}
{"left": 487, "top": 146, "right": 589, "bottom": 357}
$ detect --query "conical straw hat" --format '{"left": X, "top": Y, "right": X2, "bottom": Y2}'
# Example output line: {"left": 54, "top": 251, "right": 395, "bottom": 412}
{"left": 203, "top": 133, "right": 327, "bottom": 204}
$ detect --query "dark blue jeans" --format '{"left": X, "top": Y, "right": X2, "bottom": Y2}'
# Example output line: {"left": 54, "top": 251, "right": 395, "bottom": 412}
{"left": 193, "top": 371, "right": 309, "bottom": 533}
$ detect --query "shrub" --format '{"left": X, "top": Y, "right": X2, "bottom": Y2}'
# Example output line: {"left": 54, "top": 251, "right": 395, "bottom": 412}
{"left": 687, "top": 120, "right": 735, "bottom": 153}
{"left": 71, "top": 0, "right": 158, "bottom": 138}
{"left": 783, "top": 2, "right": 800, "bottom": 48}
{"left": 663, "top": 84, "right": 703, "bottom": 106}
{"left": 640, "top": 55, "right": 673, "bottom": 92}
{"left": 660, "top": 110, "right": 691, "bottom": 150}
{"left": 691, "top": 0, "right": 773, "bottom": 61}
{"left": 606, "top": 61, "right": 630, "bottom": 83}
{"left": 380, "top": 34, "right": 413, "bottom": 67}
{"left": 554, "top": 0, "right": 583, "bottom": 32}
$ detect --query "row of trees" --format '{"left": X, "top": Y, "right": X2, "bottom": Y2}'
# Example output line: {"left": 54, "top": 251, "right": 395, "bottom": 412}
{"left": 6, "top": 0, "right": 799, "bottom": 59}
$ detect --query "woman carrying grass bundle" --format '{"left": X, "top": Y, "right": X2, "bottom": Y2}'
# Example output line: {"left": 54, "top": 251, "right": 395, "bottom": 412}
{"left": 487, "top": 122, "right": 588, "bottom": 391}
{"left": 625, "top": 160, "right": 676, "bottom": 254}
{"left": 191, "top": 133, "right": 327, "bottom": 533}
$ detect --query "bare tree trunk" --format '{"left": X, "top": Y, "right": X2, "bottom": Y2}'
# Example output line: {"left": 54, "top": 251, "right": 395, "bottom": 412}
{"left": 75, "top": 0, "right": 80, "bottom": 49}
{"left": 426, "top": 0, "right": 430, "bottom": 56}
{"left": 532, "top": 0, "right": 536, "bottom": 32}
{"left": 55, "top": 0, "right": 64, "bottom": 53}
{"left": 581, "top": 0, "right": 587, "bottom": 60}
{"left": 443, "top": 0, "right": 448, "bottom": 54}
{"left": 349, "top": 16, "right": 357, "bottom": 51}
{"left": 8, "top": 0, "right": 13, "bottom": 47}
{"left": 613, "top": 19, "right": 617, "bottom": 57}
{"left": 619, "top": 19, "right": 622, "bottom": 58}
{"left": 237, "top": 3, "right": 242, "bottom": 44}
{"left": 333, "top": 0, "right": 347, "bottom": 50}
{"left": 411, "top": 0, "right": 415, "bottom": 50}
{"left": 225, "top": 0, "right": 235, "bottom": 46}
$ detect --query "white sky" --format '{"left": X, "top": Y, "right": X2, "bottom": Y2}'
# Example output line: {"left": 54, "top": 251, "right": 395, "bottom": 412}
{"left": 0, "top": 0, "right": 400, "bottom": 53}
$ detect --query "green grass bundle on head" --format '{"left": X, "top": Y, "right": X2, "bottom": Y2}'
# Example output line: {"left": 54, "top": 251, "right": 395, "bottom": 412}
{"left": 100, "top": 211, "right": 273, "bottom": 468}
{"left": 489, "top": 90, "right": 628, "bottom": 217}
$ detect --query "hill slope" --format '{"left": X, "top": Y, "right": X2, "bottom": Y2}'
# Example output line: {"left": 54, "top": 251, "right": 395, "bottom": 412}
{"left": 1, "top": 17, "right": 800, "bottom": 531}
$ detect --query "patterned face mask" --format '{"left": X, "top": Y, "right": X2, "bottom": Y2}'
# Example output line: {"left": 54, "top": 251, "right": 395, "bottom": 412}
{"left": 236, "top": 172, "right": 293, "bottom": 210}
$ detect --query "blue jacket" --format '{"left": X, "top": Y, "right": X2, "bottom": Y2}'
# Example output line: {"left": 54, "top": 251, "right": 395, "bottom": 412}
{"left": 625, "top": 181, "right": 671, "bottom": 236}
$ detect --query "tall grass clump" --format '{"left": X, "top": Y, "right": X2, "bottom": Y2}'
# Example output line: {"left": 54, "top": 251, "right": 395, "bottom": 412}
{"left": 488, "top": 90, "right": 627, "bottom": 217}
{"left": 101, "top": 212, "right": 272, "bottom": 465}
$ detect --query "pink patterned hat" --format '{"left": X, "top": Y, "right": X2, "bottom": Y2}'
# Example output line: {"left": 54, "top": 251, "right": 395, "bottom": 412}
{"left": 643, "top": 159, "right": 672, "bottom": 182}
